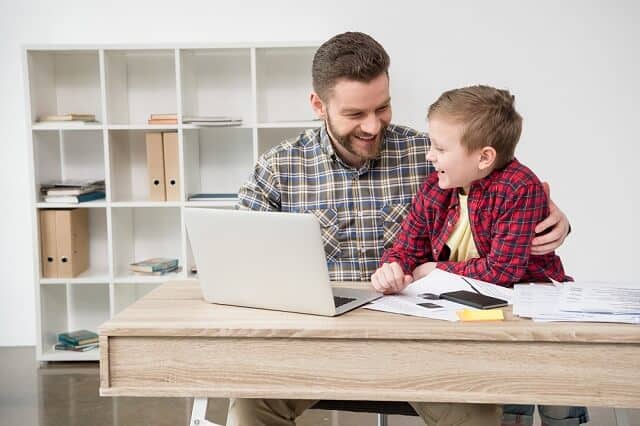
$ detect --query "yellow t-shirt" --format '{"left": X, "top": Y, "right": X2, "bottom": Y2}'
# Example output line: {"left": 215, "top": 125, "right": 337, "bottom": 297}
{"left": 446, "top": 193, "right": 479, "bottom": 262}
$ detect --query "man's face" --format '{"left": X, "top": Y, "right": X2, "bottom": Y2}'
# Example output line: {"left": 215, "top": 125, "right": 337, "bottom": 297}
{"left": 426, "top": 116, "right": 483, "bottom": 193}
{"left": 312, "top": 73, "right": 392, "bottom": 167}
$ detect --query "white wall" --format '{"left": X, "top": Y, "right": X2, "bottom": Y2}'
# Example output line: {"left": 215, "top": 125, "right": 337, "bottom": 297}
{"left": 1, "top": 0, "right": 638, "bottom": 345}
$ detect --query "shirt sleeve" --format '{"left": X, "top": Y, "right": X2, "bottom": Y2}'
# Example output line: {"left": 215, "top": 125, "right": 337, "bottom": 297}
{"left": 380, "top": 182, "right": 435, "bottom": 274}
{"left": 237, "top": 153, "right": 282, "bottom": 211}
{"left": 436, "top": 183, "right": 547, "bottom": 286}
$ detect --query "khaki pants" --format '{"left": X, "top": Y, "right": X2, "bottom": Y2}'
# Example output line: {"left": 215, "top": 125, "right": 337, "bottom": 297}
{"left": 226, "top": 398, "right": 501, "bottom": 426}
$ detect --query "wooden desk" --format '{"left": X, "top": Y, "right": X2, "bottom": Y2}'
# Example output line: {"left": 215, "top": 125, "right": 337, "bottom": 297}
{"left": 99, "top": 280, "right": 640, "bottom": 409}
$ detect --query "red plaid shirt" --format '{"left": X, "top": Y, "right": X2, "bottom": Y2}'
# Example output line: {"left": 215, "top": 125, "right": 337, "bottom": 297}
{"left": 381, "top": 159, "right": 570, "bottom": 286}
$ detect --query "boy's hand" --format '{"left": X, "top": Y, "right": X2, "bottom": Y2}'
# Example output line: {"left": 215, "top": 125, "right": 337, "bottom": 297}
{"left": 412, "top": 262, "right": 437, "bottom": 281}
{"left": 371, "top": 262, "right": 413, "bottom": 294}
{"left": 532, "top": 182, "right": 570, "bottom": 255}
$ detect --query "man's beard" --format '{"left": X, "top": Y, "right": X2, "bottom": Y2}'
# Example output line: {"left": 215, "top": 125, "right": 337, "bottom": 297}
{"left": 326, "top": 114, "right": 385, "bottom": 162}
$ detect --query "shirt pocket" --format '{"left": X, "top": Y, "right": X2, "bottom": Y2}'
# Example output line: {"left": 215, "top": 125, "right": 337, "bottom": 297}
{"left": 306, "top": 208, "right": 341, "bottom": 263}
{"left": 380, "top": 203, "right": 411, "bottom": 249}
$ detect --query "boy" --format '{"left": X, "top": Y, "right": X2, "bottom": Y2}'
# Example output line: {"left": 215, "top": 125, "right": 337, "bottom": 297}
{"left": 372, "top": 85, "right": 589, "bottom": 425}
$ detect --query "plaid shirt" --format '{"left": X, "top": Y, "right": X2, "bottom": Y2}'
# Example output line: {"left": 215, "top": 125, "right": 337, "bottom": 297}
{"left": 238, "top": 124, "right": 431, "bottom": 281}
{"left": 381, "top": 159, "right": 570, "bottom": 286}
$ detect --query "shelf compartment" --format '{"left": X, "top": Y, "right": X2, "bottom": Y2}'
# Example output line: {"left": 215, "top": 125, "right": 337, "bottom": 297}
{"left": 257, "top": 127, "right": 310, "bottom": 157}
{"left": 183, "top": 127, "right": 253, "bottom": 196}
{"left": 255, "top": 47, "right": 317, "bottom": 123}
{"left": 111, "top": 207, "right": 182, "bottom": 278}
{"left": 108, "top": 129, "right": 173, "bottom": 203}
{"left": 32, "top": 129, "right": 106, "bottom": 203}
{"left": 105, "top": 50, "right": 177, "bottom": 125}
{"left": 38, "top": 207, "right": 109, "bottom": 281}
{"left": 180, "top": 48, "right": 253, "bottom": 124}
{"left": 39, "top": 284, "right": 108, "bottom": 360}
{"left": 27, "top": 50, "right": 102, "bottom": 125}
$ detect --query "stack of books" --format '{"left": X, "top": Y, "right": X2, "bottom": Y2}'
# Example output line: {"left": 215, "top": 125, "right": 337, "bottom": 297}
{"left": 37, "top": 113, "right": 97, "bottom": 125}
{"left": 41, "top": 179, "right": 106, "bottom": 203}
{"left": 129, "top": 257, "right": 180, "bottom": 276}
{"left": 183, "top": 116, "right": 242, "bottom": 127}
{"left": 148, "top": 113, "right": 178, "bottom": 125}
{"left": 54, "top": 329, "right": 99, "bottom": 352}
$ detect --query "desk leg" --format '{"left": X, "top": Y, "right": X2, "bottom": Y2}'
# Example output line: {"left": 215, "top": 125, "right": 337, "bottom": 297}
{"left": 190, "top": 397, "right": 221, "bottom": 426}
{"left": 614, "top": 408, "right": 630, "bottom": 426}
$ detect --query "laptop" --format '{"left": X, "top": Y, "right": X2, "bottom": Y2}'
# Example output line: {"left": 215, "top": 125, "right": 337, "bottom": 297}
{"left": 184, "top": 208, "right": 382, "bottom": 316}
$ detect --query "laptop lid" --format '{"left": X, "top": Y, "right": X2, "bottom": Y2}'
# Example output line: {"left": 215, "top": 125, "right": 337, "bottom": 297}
{"left": 184, "top": 208, "right": 340, "bottom": 316}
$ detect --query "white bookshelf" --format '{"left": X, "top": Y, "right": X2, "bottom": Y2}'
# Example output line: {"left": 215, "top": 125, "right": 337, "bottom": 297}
{"left": 24, "top": 43, "right": 321, "bottom": 361}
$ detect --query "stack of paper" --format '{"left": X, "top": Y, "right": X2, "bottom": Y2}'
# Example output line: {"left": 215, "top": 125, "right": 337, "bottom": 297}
{"left": 513, "top": 282, "right": 640, "bottom": 324}
{"left": 365, "top": 269, "right": 514, "bottom": 321}
{"left": 183, "top": 116, "right": 242, "bottom": 126}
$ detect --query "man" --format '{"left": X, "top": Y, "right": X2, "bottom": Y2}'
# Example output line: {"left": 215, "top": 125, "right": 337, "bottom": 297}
{"left": 232, "top": 32, "right": 571, "bottom": 426}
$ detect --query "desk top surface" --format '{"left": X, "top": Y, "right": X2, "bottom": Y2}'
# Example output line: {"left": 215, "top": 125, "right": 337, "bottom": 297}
{"left": 99, "top": 280, "right": 640, "bottom": 343}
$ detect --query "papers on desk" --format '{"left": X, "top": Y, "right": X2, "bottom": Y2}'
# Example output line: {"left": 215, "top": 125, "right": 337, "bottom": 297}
{"left": 365, "top": 269, "right": 514, "bottom": 321}
{"left": 513, "top": 282, "right": 640, "bottom": 324}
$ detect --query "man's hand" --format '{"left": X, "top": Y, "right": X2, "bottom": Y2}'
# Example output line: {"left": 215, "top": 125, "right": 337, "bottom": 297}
{"left": 532, "top": 182, "right": 570, "bottom": 255}
{"left": 412, "top": 262, "right": 438, "bottom": 281}
{"left": 371, "top": 262, "right": 413, "bottom": 294}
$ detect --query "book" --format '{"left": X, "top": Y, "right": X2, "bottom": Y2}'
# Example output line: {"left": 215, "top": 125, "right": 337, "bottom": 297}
{"left": 183, "top": 116, "right": 242, "bottom": 127}
{"left": 41, "top": 179, "right": 105, "bottom": 190}
{"left": 129, "top": 257, "right": 179, "bottom": 273}
{"left": 133, "top": 265, "right": 181, "bottom": 276}
{"left": 45, "top": 180, "right": 105, "bottom": 196}
{"left": 39, "top": 113, "right": 96, "bottom": 122}
{"left": 44, "top": 190, "right": 106, "bottom": 204}
{"left": 148, "top": 118, "right": 178, "bottom": 125}
{"left": 54, "top": 342, "right": 99, "bottom": 352}
{"left": 58, "top": 329, "right": 99, "bottom": 346}
{"left": 183, "top": 116, "right": 242, "bottom": 123}
{"left": 150, "top": 113, "right": 178, "bottom": 120}
{"left": 188, "top": 193, "right": 238, "bottom": 201}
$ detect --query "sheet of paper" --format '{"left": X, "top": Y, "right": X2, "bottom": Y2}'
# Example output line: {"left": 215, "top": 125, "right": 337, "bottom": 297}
{"left": 559, "top": 282, "right": 640, "bottom": 314}
{"left": 365, "top": 269, "right": 515, "bottom": 321}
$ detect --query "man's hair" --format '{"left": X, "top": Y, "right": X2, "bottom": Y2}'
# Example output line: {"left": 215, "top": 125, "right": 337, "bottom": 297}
{"left": 428, "top": 85, "right": 523, "bottom": 169}
{"left": 312, "top": 32, "right": 390, "bottom": 101}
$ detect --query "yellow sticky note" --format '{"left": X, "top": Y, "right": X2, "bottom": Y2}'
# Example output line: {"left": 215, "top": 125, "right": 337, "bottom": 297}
{"left": 457, "top": 308, "right": 504, "bottom": 321}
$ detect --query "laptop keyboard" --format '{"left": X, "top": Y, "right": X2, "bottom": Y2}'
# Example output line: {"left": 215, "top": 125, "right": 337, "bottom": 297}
{"left": 333, "top": 296, "right": 356, "bottom": 308}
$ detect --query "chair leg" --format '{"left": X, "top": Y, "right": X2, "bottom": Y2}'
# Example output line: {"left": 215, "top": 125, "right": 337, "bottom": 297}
{"left": 377, "top": 413, "right": 388, "bottom": 426}
{"left": 614, "top": 408, "right": 630, "bottom": 426}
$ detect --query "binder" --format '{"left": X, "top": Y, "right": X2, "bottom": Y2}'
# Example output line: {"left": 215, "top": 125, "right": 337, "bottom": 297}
{"left": 145, "top": 132, "right": 166, "bottom": 201}
{"left": 39, "top": 209, "right": 89, "bottom": 278}
{"left": 39, "top": 210, "right": 58, "bottom": 278}
{"left": 56, "top": 209, "right": 89, "bottom": 278}
{"left": 162, "top": 132, "right": 180, "bottom": 201}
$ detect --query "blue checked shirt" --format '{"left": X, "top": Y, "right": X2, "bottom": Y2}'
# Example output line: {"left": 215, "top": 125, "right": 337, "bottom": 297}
{"left": 238, "top": 124, "right": 432, "bottom": 281}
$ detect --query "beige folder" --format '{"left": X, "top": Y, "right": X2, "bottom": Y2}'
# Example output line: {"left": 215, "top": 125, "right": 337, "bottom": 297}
{"left": 56, "top": 209, "right": 89, "bottom": 278}
{"left": 39, "top": 210, "right": 58, "bottom": 278}
{"left": 162, "top": 132, "right": 180, "bottom": 201}
{"left": 145, "top": 132, "right": 166, "bottom": 201}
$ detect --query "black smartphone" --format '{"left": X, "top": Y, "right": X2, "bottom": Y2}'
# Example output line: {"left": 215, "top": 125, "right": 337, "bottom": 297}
{"left": 439, "top": 290, "right": 507, "bottom": 309}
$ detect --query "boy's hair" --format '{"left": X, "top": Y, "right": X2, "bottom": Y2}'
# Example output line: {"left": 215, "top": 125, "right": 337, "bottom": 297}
{"left": 312, "top": 32, "right": 390, "bottom": 101}
{"left": 428, "top": 85, "right": 523, "bottom": 169}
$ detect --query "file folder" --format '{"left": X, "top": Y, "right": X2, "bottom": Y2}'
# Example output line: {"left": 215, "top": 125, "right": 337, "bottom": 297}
{"left": 39, "top": 209, "right": 89, "bottom": 278}
{"left": 162, "top": 132, "right": 180, "bottom": 201}
{"left": 145, "top": 132, "right": 166, "bottom": 201}
{"left": 39, "top": 210, "right": 58, "bottom": 278}
{"left": 56, "top": 209, "right": 89, "bottom": 278}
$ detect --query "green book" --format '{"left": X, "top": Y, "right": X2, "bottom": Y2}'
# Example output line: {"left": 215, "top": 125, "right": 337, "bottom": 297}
{"left": 57, "top": 329, "right": 99, "bottom": 346}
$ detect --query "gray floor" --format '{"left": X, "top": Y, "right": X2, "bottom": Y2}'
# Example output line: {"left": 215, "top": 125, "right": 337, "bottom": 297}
{"left": 1, "top": 347, "right": 638, "bottom": 426}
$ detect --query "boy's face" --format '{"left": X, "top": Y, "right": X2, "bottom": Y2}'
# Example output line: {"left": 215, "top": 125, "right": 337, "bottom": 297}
{"left": 426, "top": 116, "right": 486, "bottom": 193}
{"left": 310, "top": 73, "right": 392, "bottom": 167}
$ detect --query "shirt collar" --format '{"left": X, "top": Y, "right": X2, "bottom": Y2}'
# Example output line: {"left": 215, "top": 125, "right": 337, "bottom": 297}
{"left": 319, "top": 123, "right": 373, "bottom": 176}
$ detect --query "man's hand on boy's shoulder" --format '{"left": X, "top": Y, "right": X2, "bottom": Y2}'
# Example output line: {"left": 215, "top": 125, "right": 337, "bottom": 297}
{"left": 531, "top": 182, "right": 571, "bottom": 255}
{"left": 371, "top": 262, "right": 413, "bottom": 294}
